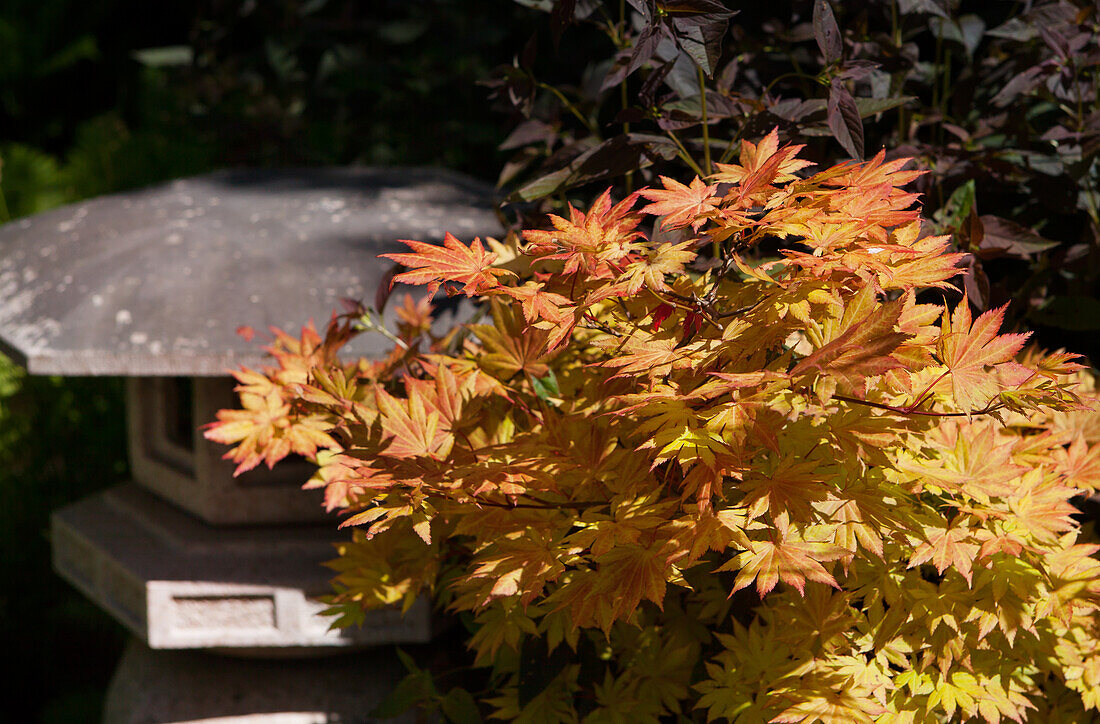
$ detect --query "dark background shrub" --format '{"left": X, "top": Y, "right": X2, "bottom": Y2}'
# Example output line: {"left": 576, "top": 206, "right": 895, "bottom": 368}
{"left": 0, "top": 1, "right": 532, "bottom": 719}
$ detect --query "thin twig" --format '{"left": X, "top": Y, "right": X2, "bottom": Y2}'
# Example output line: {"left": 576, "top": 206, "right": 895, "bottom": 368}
{"left": 832, "top": 393, "right": 1004, "bottom": 418}
{"left": 698, "top": 65, "right": 712, "bottom": 175}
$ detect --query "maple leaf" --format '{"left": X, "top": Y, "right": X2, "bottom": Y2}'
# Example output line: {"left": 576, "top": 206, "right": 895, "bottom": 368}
{"left": 382, "top": 233, "right": 515, "bottom": 299}
{"left": 593, "top": 327, "right": 688, "bottom": 379}
{"left": 711, "top": 128, "right": 814, "bottom": 203}
{"left": 204, "top": 385, "right": 338, "bottom": 474}
{"left": 303, "top": 450, "right": 383, "bottom": 512}
{"left": 902, "top": 420, "right": 1024, "bottom": 501}
{"left": 466, "top": 532, "right": 568, "bottom": 606}
{"left": 501, "top": 281, "right": 573, "bottom": 326}
{"left": 374, "top": 387, "right": 453, "bottom": 460}
{"left": 401, "top": 362, "right": 473, "bottom": 431}
{"left": 881, "top": 230, "right": 966, "bottom": 290}
{"left": 937, "top": 298, "right": 1031, "bottom": 411}
{"left": 473, "top": 323, "right": 553, "bottom": 380}
{"left": 725, "top": 535, "right": 847, "bottom": 597}
{"left": 1008, "top": 469, "right": 1080, "bottom": 543}
{"left": 616, "top": 240, "right": 698, "bottom": 296}
{"left": 739, "top": 459, "right": 829, "bottom": 524}
{"left": 393, "top": 293, "right": 434, "bottom": 339}
{"left": 638, "top": 175, "right": 720, "bottom": 231}
{"left": 908, "top": 524, "right": 980, "bottom": 585}
{"left": 791, "top": 297, "right": 910, "bottom": 395}
{"left": 550, "top": 543, "right": 672, "bottom": 633}
{"left": 1059, "top": 434, "right": 1100, "bottom": 492}
{"left": 522, "top": 188, "right": 644, "bottom": 276}
{"left": 771, "top": 689, "right": 883, "bottom": 723}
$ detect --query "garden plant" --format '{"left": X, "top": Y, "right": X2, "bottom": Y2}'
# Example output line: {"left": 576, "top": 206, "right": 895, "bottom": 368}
{"left": 4, "top": 0, "right": 1096, "bottom": 719}
{"left": 207, "top": 129, "right": 1100, "bottom": 721}
{"left": 204, "top": 0, "right": 1100, "bottom": 721}
{"left": 487, "top": 0, "right": 1100, "bottom": 360}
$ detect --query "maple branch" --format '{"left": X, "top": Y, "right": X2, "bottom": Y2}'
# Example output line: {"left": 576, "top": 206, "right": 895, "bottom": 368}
{"left": 537, "top": 82, "right": 598, "bottom": 135}
{"left": 902, "top": 369, "right": 950, "bottom": 414}
{"left": 473, "top": 495, "right": 608, "bottom": 511}
{"left": 831, "top": 393, "right": 1005, "bottom": 418}
{"left": 526, "top": 493, "right": 610, "bottom": 509}
{"left": 664, "top": 128, "right": 707, "bottom": 177}
{"left": 710, "top": 302, "right": 758, "bottom": 319}
{"left": 355, "top": 309, "right": 409, "bottom": 350}
{"left": 580, "top": 312, "right": 624, "bottom": 337}
{"left": 704, "top": 255, "right": 736, "bottom": 304}
{"left": 613, "top": 298, "right": 636, "bottom": 322}
{"left": 647, "top": 289, "right": 723, "bottom": 329}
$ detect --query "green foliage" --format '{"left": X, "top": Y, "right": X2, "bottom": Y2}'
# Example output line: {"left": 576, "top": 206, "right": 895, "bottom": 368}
{"left": 0, "top": 361, "right": 129, "bottom": 720}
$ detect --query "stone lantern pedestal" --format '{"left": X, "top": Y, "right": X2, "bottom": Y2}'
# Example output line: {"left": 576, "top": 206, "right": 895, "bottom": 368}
{"left": 0, "top": 168, "right": 502, "bottom": 722}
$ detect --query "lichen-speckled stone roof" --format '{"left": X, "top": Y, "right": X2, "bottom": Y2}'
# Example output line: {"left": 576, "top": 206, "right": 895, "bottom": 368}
{"left": 0, "top": 167, "right": 502, "bottom": 375}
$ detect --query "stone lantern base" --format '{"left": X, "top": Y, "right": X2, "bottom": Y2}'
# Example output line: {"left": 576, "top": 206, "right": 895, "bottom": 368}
{"left": 104, "top": 639, "right": 415, "bottom": 723}
{"left": 52, "top": 484, "right": 433, "bottom": 651}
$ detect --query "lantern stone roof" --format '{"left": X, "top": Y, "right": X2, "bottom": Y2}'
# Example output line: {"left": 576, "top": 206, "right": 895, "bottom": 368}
{"left": 0, "top": 167, "right": 502, "bottom": 375}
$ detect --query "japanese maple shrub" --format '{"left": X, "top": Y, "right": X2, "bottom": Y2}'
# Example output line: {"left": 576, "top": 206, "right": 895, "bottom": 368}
{"left": 207, "top": 132, "right": 1100, "bottom": 722}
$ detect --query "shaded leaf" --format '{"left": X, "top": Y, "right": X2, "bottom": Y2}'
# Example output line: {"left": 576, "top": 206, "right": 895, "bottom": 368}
{"left": 977, "top": 216, "right": 1058, "bottom": 259}
{"left": 827, "top": 80, "right": 864, "bottom": 159}
{"left": 670, "top": 19, "right": 728, "bottom": 77}
{"left": 812, "top": 0, "right": 842, "bottom": 64}
{"left": 896, "top": 0, "right": 948, "bottom": 19}
{"left": 1032, "top": 296, "right": 1100, "bottom": 331}
{"left": 441, "top": 688, "right": 483, "bottom": 723}
{"left": 510, "top": 135, "right": 670, "bottom": 201}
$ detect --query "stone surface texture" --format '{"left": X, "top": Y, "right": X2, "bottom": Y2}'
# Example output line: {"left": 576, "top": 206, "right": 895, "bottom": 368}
{"left": 0, "top": 167, "right": 501, "bottom": 375}
{"left": 104, "top": 639, "right": 415, "bottom": 723}
{"left": 127, "top": 377, "right": 327, "bottom": 524}
{"left": 52, "top": 484, "right": 433, "bottom": 650}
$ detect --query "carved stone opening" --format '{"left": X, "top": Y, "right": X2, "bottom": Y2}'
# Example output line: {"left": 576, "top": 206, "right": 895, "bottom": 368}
{"left": 127, "top": 376, "right": 325, "bottom": 525}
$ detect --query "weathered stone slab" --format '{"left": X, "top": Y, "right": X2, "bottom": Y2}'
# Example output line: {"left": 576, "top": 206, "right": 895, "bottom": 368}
{"left": 0, "top": 167, "right": 502, "bottom": 376}
{"left": 52, "top": 484, "right": 433, "bottom": 650}
{"left": 104, "top": 639, "right": 415, "bottom": 723}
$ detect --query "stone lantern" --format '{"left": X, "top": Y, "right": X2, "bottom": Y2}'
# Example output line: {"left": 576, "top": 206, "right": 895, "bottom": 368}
{"left": 0, "top": 167, "right": 502, "bottom": 722}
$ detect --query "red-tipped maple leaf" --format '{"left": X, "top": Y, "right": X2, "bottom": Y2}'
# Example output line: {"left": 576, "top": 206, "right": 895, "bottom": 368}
{"left": 937, "top": 298, "right": 1031, "bottom": 411}
{"left": 382, "top": 233, "right": 515, "bottom": 299}
{"left": 724, "top": 535, "right": 847, "bottom": 597}
{"left": 204, "top": 385, "right": 339, "bottom": 475}
{"left": 711, "top": 128, "right": 814, "bottom": 205}
{"left": 908, "top": 524, "right": 980, "bottom": 584}
{"left": 638, "top": 176, "right": 719, "bottom": 231}
{"left": 791, "top": 297, "right": 909, "bottom": 395}
{"left": 522, "top": 189, "right": 644, "bottom": 276}
{"left": 374, "top": 387, "right": 454, "bottom": 460}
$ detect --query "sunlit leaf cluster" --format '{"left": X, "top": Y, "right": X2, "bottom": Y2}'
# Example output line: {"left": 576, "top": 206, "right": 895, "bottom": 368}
{"left": 208, "top": 131, "right": 1100, "bottom": 722}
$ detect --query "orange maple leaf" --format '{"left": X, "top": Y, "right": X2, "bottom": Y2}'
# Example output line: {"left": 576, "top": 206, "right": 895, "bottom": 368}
{"left": 393, "top": 293, "right": 434, "bottom": 338}
{"left": 500, "top": 281, "right": 572, "bottom": 325}
{"left": 908, "top": 524, "right": 980, "bottom": 584}
{"left": 382, "top": 233, "right": 515, "bottom": 299}
{"left": 374, "top": 387, "right": 453, "bottom": 460}
{"left": 711, "top": 128, "right": 814, "bottom": 205}
{"left": 522, "top": 189, "right": 644, "bottom": 277}
{"left": 937, "top": 298, "right": 1031, "bottom": 411}
{"left": 725, "top": 535, "right": 847, "bottom": 597}
{"left": 204, "top": 386, "right": 338, "bottom": 474}
{"left": 791, "top": 298, "right": 910, "bottom": 394}
{"left": 616, "top": 239, "right": 698, "bottom": 296}
{"left": 638, "top": 175, "right": 719, "bottom": 231}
